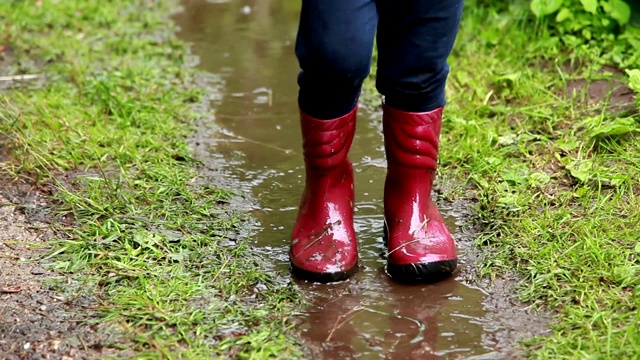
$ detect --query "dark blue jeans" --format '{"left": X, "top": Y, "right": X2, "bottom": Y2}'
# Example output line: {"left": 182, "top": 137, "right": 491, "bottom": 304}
{"left": 296, "top": 0, "right": 464, "bottom": 119}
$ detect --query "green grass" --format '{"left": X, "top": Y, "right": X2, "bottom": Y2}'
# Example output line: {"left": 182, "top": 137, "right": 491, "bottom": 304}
{"left": 0, "top": 1, "right": 302, "bottom": 358}
{"left": 413, "top": 3, "right": 639, "bottom": 359}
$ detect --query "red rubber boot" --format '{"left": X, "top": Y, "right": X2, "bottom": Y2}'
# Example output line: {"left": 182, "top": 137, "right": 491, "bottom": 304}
{"left": 383, "top": 104, "right": 457, "bottom": 282}
{"left": 290, "top": 107, "right": 358, "bottom": 283}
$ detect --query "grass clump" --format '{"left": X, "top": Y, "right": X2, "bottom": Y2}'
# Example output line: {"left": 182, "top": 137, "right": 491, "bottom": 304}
{"left": 0, "top": 1, "right": 301, "bottom": 358}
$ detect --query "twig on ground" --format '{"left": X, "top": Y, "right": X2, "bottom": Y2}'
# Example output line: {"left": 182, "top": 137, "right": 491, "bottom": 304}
{"left": 0, "top": 74, "right": 40, "bottom": 81}
{"left": 326, "top": 301, "right": 364, "bottom": 341}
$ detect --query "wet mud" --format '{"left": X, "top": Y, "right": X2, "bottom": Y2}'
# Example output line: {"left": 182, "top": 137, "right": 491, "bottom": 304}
{"left": 0, "top": 187, "right": 133, "bottom": 359}
{"left": 564, "top": 65, "right": 637, "bottom": 115}
{"left": 174, "top": 0, "right": 552, "bottom": 358}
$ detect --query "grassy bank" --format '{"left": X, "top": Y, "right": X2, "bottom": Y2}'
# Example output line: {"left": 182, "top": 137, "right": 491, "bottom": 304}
{"left": 365, "top": 2, "right": 639, "bottom": 358}
{"left": 0, "top": 1, "right": 301, "bottom": 358}
{"left": 430, "top": 4, "right": 638, "bottom": 359}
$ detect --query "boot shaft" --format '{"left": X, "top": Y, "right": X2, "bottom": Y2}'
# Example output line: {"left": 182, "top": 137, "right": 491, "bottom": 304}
{"left": 382, "top": 105, "right": 443, "bottom": 171}
{"left": 300, "top": 107, "right": 357, "bottom": 170}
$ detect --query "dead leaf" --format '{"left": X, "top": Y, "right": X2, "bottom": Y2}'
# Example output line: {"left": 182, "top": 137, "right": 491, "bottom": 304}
{"left": 1, "top": 286, "right": 22, "bottom": 293}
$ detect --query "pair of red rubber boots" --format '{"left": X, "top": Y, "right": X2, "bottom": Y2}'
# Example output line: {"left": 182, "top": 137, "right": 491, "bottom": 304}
{"left": 290, "top": 105, "right": 457, "bottom": 283}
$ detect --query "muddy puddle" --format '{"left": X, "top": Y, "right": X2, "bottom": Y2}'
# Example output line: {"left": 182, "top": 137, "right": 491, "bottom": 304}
{"left": 173, "top": 1, "right": 550, "bottom": 358}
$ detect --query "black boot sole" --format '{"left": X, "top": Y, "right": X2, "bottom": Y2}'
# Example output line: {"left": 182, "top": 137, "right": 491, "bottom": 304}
{"left": 291, "top": 263, "right": 358, "bottom": 283}
{"left": 386, "top": 259, "right": 457, "bottom": 283}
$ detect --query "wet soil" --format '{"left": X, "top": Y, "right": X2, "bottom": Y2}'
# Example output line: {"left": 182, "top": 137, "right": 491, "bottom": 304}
{"left": 0, "top": 44, "right": 46, "bottom": 94}
{"left": 173, "top": 0, "right": 552, "bottom": 358}
{"left": 564, "top": 65, "right": 637, "bottom": 115}
{"left": 0, "top": 184, "right": 133, "bottom": 359}
{"left": 0, "top": 43, "right": 14, "bottom": 93}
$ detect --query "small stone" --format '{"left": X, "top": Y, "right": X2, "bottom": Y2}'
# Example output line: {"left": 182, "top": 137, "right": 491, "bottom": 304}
{"left": 30, "top": 267, "right": 47, "bottom": 275}
{"left": 253, "top": 282, "right": 268, "bottom": 293}
{"left": 23, "top": 342, "right": 30, "bottom": 350}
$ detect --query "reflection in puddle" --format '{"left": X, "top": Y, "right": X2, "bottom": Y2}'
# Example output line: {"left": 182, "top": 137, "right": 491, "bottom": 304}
{"left": 173, "top": 0, "right": 523, "bottom": 358}
{"left": 299, "top": 276, "right": 491, "bottom": 359}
